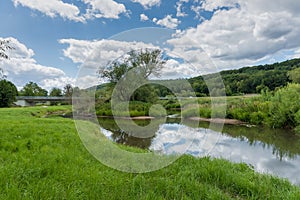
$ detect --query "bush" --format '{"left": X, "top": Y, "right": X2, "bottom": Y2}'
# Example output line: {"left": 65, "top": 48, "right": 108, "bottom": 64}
{"left": 0, "top": 80, "right": 18, "bottom": 107}
{"left": 250, "top": 111, "right": 267, "bottom": 125}
{"left": 266, "top": 83, "right": 300, "bottom": 129}
{"left": 182, "top": 108, "right": 199, "bottom": 118}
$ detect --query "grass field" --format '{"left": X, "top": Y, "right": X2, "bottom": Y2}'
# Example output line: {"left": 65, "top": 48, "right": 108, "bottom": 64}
{"left": 0, "top": 106, "right": 300, "bottom": 199}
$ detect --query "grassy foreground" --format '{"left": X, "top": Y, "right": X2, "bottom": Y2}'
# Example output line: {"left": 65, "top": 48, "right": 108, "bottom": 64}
{"left": 0, "top": 106, "right": 300, "bottom": 199}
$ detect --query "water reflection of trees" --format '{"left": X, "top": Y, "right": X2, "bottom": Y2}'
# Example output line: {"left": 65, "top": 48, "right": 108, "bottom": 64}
{"left": 98, "top": 118, "right": 162, "bottom": 149}
{"left": 98, "top": 117, "right": 300, "bottom": 160}
{"left": 182, "top": 119, "right": 300, "bottom": 160}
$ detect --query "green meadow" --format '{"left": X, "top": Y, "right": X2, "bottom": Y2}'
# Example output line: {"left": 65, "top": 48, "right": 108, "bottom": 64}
{"left": 0, "top": 106, "right": 300, "bottom": 199}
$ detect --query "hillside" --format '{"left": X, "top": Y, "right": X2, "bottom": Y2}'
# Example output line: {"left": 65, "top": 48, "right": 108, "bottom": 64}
{"left": 189, "top": 58, "right": 300, "bottom": 96}
{"left": 94, "top": 58, "right": 300, "bottom": 98}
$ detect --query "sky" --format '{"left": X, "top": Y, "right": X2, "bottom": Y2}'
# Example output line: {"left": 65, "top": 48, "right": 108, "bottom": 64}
{"left": 1, "top": 0, "right": 300, "bottom": 91}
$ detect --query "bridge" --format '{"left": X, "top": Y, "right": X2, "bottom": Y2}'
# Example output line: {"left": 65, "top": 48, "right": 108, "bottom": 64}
{"left": 15, "top": 96, "right": 72, "bottom": 107}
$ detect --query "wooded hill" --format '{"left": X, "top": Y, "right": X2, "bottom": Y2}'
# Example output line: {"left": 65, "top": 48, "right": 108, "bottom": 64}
{"left": 188, "top": 58, "right": 300, "bottom": 96}
{"left": 95, "top": 58, "right": 300, "bottom": 98}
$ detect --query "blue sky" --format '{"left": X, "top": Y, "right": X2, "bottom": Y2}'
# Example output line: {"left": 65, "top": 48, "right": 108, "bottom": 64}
{"left": 1, "top": 0, "right": 300, "bottom": 90}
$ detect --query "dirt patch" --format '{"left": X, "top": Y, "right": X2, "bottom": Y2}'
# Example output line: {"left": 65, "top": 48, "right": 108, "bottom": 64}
{"left": 189, "top": 117, "right": 246, "bottom": 125}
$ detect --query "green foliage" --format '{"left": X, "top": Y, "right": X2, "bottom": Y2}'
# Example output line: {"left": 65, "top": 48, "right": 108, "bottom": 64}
{"left": 100, "top": 62, "right": 129, "bottom": 83}
{"left": 99, "top": 49, "right": 166, "bottom": 103}
{"left": 295, "top": 110, "right": 300, "bottom": 133}
{"left": 131, "top": 84, "right": 158, "bottom": 103}
{"left": 181, "top": 107, "right": 199, "bottom": 118}
{"left": 288, "top": 67, "right": 300, "bottom": 83}
{"left": 266, "top": 83, "right": 300, "bottom": 129}
{"left": 148, "top": 104, "right": 167, "bottom": 117}
{"left": 189, "top": 58, "right": 300, "bottom": 96}
{"left": 0, "top": 79, "right": 18, "bottom": 107}
{"left": 127, "top": 49, "right": 166, "bottom": 78}
{"left": 49, "top": 87, "right": 62, "bottom": 96}
{"left": 20, "top": 81, "right": 48, "bottom": 96}
{"left": 63, "top": 84, "right": 73, "bottom": 97}
{"left": 96, "top": 101, "right": 151, "bottom": 117}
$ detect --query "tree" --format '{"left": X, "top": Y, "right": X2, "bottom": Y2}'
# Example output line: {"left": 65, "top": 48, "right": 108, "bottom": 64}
{"left": 98, "top": 49, "right": 166, "bottom": 102}
{"left": 0, "top": 40, "right": 13, "bottom": 60}
{"left": 20, "top": 82, "right": 48, "bottom": 96}
{"left": 0, "top": 79, "right": 18, "bottom": 107}
{"left": 99, "top": 49, "right": 166, "bottom": 82}
{"left": 63, "top": 84, "right": 73, "bottom": 97}
{"left": 288, "top": 68, "right": 300, "bottom": 84}
{"left": 0, "top": 40, "right": 14, "bottom": 80}
{"left": 126, "top": 49, "right": 166, "bottom": 79}
{"left": 49, "top": 87, "right": 62, "bottom": 96}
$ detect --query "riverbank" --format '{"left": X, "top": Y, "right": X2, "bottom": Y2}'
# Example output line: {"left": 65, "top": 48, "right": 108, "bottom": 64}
{"left": 0, "top": 106, "right": 299, "bottom": 199}
{"left": 189, "top": 117, "right": 246, "bottom": 125}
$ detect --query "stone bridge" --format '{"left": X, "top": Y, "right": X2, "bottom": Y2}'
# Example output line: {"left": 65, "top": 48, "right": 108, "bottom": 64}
{"left": 15, "top": 96, "right": 72, "bottom": 107}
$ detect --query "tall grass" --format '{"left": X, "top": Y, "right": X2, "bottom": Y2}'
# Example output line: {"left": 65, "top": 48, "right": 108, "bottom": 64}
{"left": 1, "top": 106, "right": 299, "bottom": 199}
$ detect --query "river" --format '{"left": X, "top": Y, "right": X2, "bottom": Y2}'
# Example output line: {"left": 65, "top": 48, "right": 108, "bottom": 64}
{"left": 98, "top": 117, "right": 300, "bottom": 185}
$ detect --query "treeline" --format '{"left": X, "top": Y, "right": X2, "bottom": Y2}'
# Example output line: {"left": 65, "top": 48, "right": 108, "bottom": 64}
{"left": 95, "top": 58, "right": 300, "bottom": 100}
{"left": 189, "top": 58, "right": 300, "bottom": 96}
{"left": 130, "top": 58, "right": 300, "bottom": 98}
{"left": 0, "top": 81, "right": 75, "bottom": 107}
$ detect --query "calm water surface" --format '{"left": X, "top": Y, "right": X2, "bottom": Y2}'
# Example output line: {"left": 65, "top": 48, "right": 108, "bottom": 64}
{"left": 98, "top": 117, "right": 300, "bottom": 185}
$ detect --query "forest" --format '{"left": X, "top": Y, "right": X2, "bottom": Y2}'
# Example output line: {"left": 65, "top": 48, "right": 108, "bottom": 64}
{"left": 189, "top": 58, "right": 300, "bottom": 96}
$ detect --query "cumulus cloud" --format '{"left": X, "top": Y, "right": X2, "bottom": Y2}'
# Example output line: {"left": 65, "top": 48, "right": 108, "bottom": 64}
{"left": 12, "top": 0, "right": 85, "bottom": 22}
{"left": 140, "top": 13, "right": 149, "bottom": 21}
{"left": 176, "top": 0, "right": 189, "bottom": 17}
{"left": 75, "top": 75, "right": 100, "bottom": 89}
{"left": 40, "top": 76, "right": 76, "bottom": 91}
{"left": 12, "top": 0, "right": 128, "bottom": 21}
{"left": 158, "top": 59, "right": 201, "bottom": 79}
{"left": 59, "top": 38, "right": 202, "bottom": 82}
{"left": 167, "top": 0, "right": 300, "bottom": 70}
{"left": 154, "top": 15, "right": 180, "bottom": 29}
{"left": 83, "top": 0, "right": 128, "bottom": 19}
{"left": 0, "top": 37, "right": 72, "bottom": 90}
{"left": 59, "top": 38, "right": 158, "bottom": 69}
{"left": 200, "top": 0, "right": 238, "bottom": 12}
{"left": 131, "top": 0, "right": 161, "bottom": 9}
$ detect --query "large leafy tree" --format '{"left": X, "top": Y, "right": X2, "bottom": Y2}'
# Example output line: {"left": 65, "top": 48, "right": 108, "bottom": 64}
{"left": 99, "top": 48, "right": 166, "bottom": 102}
{"left": 20, "top": 82, "right": 48, "bottom": 96}
{"left": 99, "top": 49, "right": 166, "bottom": 83}
{"left": 63, "top": 84, "right": 73, "bottom": 97}
{"left": 49, "top": 87, "right": 62, "bottom": 97}
{"left": 0, "top": 79, "right": 18, "bottom": 107}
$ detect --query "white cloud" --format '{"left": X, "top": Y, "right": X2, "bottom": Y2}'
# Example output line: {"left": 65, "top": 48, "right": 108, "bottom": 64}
{"left": 167, "top": 0, "right": 300, "bottom": 70}
{"left": 154, "top": 15, "right": 180, "bottom": 29}
{"left": 140, "top": 13, "right": 149, "bottom": 21}
{"left": 176, "top": 0, "right": 189, "bottom": 17}
{"left": 59, "top": 38, "right": 158, "bottom": 69}
{"left": 40, "top": 76, "right": 76, "bottom": 91}
{"left": 0, "top": 37, "right": 71, "bottom": 90}
{"left": 75, "top": 75, "right": 99, "bottom": 89}
{"left": 191, "top": 5, "right": 203, "bottom": 19}
{"left": 131, "top": 0, "right": 161, "bottom": 9}
{"left": 200, "top": 0, "right": 238, "bottom": 12}
{"left": 60, "top": 38, "right": 205, "bottom": 84}
{"left": 83, "top": 0, "right": 128, "bottom": 19}
{"left": 158, "top": 59, "right": 200, "bottom": 79}
{"left": 12, "top": 0, "right": 128, "bottom": 21}
{"left": 12, "top": 0, "right": 85, "bottom": 22}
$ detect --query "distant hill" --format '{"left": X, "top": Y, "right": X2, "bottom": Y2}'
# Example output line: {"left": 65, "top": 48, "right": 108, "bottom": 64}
{"left": 95, "top": 58, "right": 300, "bottom": 98}
{"left": 189, "top": 58, "right": 300, "bottom": 96}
